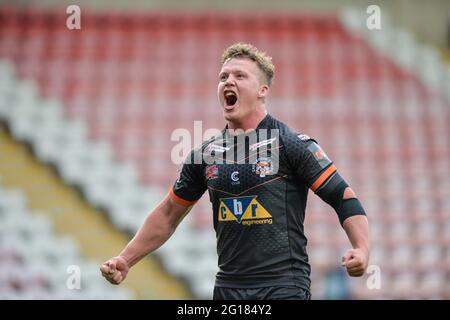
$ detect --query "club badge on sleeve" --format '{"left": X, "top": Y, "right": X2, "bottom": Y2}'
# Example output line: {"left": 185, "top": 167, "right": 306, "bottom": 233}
{"left": 307, "top": 142, "right": 332, "bottom": 169}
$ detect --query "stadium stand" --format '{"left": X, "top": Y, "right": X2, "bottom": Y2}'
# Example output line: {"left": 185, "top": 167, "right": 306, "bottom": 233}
{"left": 0, "top": 180, "right": 134, "bottom": 299}
{"left": 0, "top": 6, "right": 448, "bottom": 299}
{"left": 0, "top": 77, "right": 191, "bottom": 299}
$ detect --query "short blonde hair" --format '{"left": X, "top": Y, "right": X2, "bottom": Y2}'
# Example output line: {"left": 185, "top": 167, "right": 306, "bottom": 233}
{"left": 221, "top": 43, "right": 275, "bottom": 86}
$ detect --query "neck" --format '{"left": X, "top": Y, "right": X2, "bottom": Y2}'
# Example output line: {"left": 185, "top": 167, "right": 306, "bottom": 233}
{"left": 227, "top": 106, "right": 268, "bottom": 132}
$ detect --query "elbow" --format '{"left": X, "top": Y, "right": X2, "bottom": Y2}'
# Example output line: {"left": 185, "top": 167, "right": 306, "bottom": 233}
{"left": 337, "top": 188, "right": 367, "bottom": 227}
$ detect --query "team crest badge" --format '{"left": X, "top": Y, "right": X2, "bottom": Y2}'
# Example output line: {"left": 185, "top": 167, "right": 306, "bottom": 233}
{"left": 253, "top": 157, "right": 273, "bottom": 178}
{"left": 205, "top": 165, "right": 219, "bottom": 180}
{"left": 307, "top": 142, "right": 332, "bottom": 169}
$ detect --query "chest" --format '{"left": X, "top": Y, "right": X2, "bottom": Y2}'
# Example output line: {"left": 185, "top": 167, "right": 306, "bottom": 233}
{"left": 204, "top": 155, "right": 289, "bottom": 194}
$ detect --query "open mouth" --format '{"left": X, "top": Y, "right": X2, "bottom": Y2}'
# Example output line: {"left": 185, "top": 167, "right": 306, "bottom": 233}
{"left": 224, "top": 90, "right": 238, "bottom": 107}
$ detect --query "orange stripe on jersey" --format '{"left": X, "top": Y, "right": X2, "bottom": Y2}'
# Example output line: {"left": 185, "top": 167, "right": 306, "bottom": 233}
{"left": 169, "top": 188, "right": 197, "bottom": 207}
{"left": 310, "top": 164, "right": 337, "bottom": 192}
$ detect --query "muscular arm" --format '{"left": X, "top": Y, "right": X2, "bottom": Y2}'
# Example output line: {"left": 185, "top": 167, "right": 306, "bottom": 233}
{"left": 119, "top": 194, "right": 192, "bottom": 267}
{"left": 314, "top": 170, "right": 370, "bottom": 277}
{"left": 100, "top": 193, "right": 192, "bottom": 284}
{"left": 294, "top": 138, "right": 370, "bottom": 276}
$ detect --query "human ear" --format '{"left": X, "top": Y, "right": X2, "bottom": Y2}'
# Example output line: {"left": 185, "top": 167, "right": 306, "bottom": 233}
{"left": 258, "top": 85, "right": 269, "bottom": 98}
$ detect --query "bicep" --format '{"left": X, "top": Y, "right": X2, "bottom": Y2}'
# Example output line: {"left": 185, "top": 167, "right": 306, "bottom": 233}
{"left": 166, "top": 195, "right": 193, "bottom": 226}
{"left": 157, "top": 193, "right": 193, "bottom": 229}
{"left": 285, "top": 135, "right": 334, "bottom": 189}
{"left": 287, "top": 137, "right": 366, "bottom": 225}
{"left": 313, "top": 171, "right": 367, "bottom": 226}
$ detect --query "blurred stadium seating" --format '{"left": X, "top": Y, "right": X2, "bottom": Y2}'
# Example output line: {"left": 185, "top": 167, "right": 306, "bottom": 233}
{"left": 0, "top": 5, "right": 449, "bottom": 299}
{"left": 0, "top": 180, "right": 133, "bottom": 299}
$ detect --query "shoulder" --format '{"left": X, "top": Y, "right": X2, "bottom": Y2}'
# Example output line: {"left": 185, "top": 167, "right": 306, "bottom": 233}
{"left": 200, "top": 132, "right": 228, "bottom": 155}
{"left": 268, "top": 115, "right": 316, "bottom": 150}
{"left": 183, "top": 132, "right": 225, "bottom": 166}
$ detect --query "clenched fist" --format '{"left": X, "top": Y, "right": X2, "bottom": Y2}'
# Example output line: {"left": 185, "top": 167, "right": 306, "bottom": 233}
{"left": 341, "top": 248, "right": 369, "bottom": 277}
{"left": 100, "top": 256, "right": 130, "bottom": 285}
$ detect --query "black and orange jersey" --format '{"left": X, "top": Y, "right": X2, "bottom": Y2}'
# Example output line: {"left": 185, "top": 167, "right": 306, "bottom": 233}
{"left": 169, "top": 114, "right": 339, "bottom": 290}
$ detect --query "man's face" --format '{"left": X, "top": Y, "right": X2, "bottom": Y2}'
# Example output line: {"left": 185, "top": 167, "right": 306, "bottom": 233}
{"left": 218, "top": 58, "right": 267, "bottom": 123}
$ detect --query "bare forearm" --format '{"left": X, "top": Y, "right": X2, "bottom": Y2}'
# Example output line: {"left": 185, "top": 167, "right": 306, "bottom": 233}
{"left": 119, "top": 196, "right": 189, "bottom": 267}
{"left": 343, "top": 215, "right": 370, "bottom": 255}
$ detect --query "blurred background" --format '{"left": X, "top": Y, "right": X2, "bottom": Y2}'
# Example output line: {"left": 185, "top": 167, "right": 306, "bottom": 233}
{"left": 0, "top": 0, "right": 449, "bottom": 299}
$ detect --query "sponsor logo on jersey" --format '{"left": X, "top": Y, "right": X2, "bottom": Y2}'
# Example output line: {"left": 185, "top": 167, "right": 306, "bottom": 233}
{"left": 230, "top": 171, "right": 240, "bottom": 185}
{"left": 205, "top": 144, "right": 230, "bottom": 153}
{"left": 205, "top": 165, "right": 219, "bottom": 180}
{"left": 249, "top": 137, "right": 277, "bottom": 151}
{"left": 218, "top": 195, "right": 272, "bottom": 225}
{"left": 297, "top": 134, "right": 311, "bottom": 141}
{"left": 253, "top": 157, "right": 274, "bottom": 177}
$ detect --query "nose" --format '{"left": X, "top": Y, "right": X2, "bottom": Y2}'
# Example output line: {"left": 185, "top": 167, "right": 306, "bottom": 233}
{"left": 224, "top": 76, "right": 236, "bottom": 87}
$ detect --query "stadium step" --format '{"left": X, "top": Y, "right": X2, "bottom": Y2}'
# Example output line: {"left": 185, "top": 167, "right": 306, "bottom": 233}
{"left": 0, "top": 122, "right": 191, "bottom": 299}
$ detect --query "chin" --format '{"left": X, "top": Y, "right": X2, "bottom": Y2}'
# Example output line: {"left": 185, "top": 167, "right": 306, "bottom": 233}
{"left": 223, "top": 112, "right": 236, "bottom": 122}
{"left": 223, "top": 107, "right": 240, "bottom": 121}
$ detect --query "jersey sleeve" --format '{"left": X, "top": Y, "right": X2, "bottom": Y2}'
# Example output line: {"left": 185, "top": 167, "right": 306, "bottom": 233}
{"left": 170, "top": 148, "right": 207, "bottom": 206}
{"left": 284, "top": 133, "right": 337, "bottom": 192}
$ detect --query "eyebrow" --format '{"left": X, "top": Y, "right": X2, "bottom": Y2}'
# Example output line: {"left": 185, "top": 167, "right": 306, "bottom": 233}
{"left": 219, "top": 69, "right": 247, "bottom": 76}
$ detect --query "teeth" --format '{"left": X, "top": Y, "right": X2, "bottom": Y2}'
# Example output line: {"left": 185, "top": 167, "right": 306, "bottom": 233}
{"left": 224, "top": 90, "right": 236, "bottom": 96}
